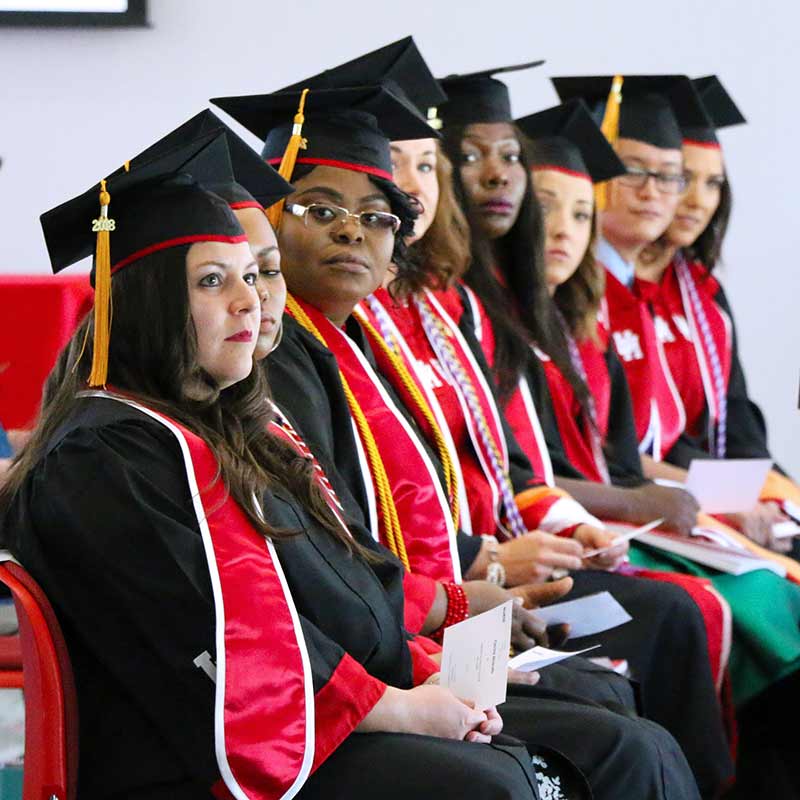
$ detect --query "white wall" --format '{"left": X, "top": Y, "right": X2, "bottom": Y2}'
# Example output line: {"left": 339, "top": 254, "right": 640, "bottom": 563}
{"left": 1, "top": 0, "right": 798, "bottom": 473}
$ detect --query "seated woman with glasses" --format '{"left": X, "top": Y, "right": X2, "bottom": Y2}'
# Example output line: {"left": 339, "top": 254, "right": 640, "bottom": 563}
{"left": 630, "top": 76, "right": 800, "bottom": 554}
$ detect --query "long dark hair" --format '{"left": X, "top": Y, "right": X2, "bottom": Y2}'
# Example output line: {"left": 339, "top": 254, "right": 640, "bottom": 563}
{"left": 0, "top": 245, "right": 362, "bottom": 556}
{"left": 687, "top": 176, "right": 732, "bottom": 271}
{"left": 440, "top": 123, "right": 590, "bottom": 408}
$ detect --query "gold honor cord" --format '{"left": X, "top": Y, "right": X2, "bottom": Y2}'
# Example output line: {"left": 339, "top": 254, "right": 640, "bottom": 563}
{"left": 357, "top": 312, "right": 460, "bottom": 530}
{"left": 285, "top": 295, "right": 410, "bottom": 570}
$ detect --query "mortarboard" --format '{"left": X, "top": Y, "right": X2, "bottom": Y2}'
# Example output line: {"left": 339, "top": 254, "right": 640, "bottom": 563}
{"left": 108, "top": 109, "right": 294, "bottom": 210}
{"left": 280, "top": 35, "right": 447, "bottom": 128}
{"left": 551, "top": 75, "right": 711, "bottom": 151}
{"left": 41, "top": 133, "right": 246, "bottom": 386}
{"left": 682, "top": 75, "right": 746, "bottom": 147}
{"left": 516, "top": 99, "right": 627, "bottom": 184}
{"left": 212, "top": 85, "right": 433, "bottom": 227}
{"left": 437, "top": 60, "right": 545, "bottom": 128}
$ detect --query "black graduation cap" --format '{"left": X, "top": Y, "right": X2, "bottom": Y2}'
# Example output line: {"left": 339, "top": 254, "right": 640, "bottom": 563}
{"left": 279, "top": 35, "right": 447, "bottom": 126}
{"left": 211, "top": 85, "right": 435, "bottom": 183}
{"left": 437, "top": 60, "right": 545, "bottom": 128}
{"left": 551, "top": 75, "right": 711, "bottom": 150}
{"left": 682, "top": 75, "right": 747, "bottom": 145}
{"left": 515, "top": 99, "right": 627, "bottom": 184}
{"left": 41, "top": 132, "right": 245, "bottom": 278}
{"left": 108, "top": 109, "right": 294, "bottom": 210}
{"left": 40, "top": 133, "right": 246, "bottom": 387}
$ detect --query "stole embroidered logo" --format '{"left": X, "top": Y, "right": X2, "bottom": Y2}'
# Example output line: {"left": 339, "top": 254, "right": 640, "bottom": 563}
{"left": 672, "top": 314, "right": 691, "bottom": 340}
{"left": 416, "top": 358, "right": 445, "bottom": 389}
{"left": 653, "top": 316, "right": 676, "bottom": 344}
{"left": 612, "top": 330, "right": 644, "bottom": 362}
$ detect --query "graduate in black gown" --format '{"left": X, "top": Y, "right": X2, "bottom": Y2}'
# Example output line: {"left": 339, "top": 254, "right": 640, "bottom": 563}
{"left": 0, "top": 136, "right": 550, "bottom": 800}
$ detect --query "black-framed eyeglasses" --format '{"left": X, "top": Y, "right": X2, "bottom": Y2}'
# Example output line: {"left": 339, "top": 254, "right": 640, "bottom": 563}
{"left": 286, "top": 202, "right": 401, "bottom": 235}
{"left": 618, "top": 166, "right": 688, "bottom": 195}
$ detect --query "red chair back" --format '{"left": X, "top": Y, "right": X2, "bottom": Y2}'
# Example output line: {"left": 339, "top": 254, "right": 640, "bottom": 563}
{"left": 0, "top": 633, "right": 23, "bottom": 688}
{"left": 0, "top": 555, "right": 78, "bottom": 800}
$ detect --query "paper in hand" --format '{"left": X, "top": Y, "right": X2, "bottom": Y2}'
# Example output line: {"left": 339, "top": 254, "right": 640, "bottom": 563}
{"left": 532, "top": 591, "right": 632, "bottom": 639}
{"left": 509, "top": 644, "right": 601, "bottom": 673}
{"left": 440, "top": 600, "right": 512, "bottom": 709}
{"left": 582, "top": 518, "right": 665, "bottom": 558}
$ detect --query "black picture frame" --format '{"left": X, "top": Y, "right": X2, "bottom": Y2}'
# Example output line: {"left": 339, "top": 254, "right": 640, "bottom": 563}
{"left": 0, "top": 0, "right": 148, "bottom": 27}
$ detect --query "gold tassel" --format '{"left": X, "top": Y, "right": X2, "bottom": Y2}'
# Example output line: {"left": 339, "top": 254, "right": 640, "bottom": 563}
{"left": 88, "top": 179, "right": 114, "bottom": 387}
{"left": 265, "top": 88, "right": 310, "bottom": 231}
{"left": 595, "top": 74, "right": 624, "bottom": 212}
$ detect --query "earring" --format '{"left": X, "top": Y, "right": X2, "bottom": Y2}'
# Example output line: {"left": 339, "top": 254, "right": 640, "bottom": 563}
{"left": 268, "top": 321, "right": 284, "bottom": 354}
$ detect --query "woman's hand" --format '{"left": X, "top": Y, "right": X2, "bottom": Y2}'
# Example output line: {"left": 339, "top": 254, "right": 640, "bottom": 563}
{"left": 467, "top": 705, "right": 503, "bottom": 743}
{"left": 631, "top": 483, "right": 699, "bottom": 536}
{"left": 574, "top": 525, "right": 627, "bottom": 570}
{"left": 497, "top": 531, "right": 583, "bottom": 585}
{"left": 726, "top": 501, "right": 792, "bottom": 553}
{"left": 357, "top": 685, "right": 491, "bottom": 740}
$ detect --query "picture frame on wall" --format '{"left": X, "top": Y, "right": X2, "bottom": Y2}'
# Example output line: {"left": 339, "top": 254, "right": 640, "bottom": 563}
{"left": 0, "top": 0, "right": 147, "bottom": 27}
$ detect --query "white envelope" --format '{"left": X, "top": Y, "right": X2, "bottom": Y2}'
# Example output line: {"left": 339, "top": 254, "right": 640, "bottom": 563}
{"left": 440, "top": 600, "right": 512, "bottom": 709}
{"left": 685, "top": 458, "right": 772, "bottom": 514}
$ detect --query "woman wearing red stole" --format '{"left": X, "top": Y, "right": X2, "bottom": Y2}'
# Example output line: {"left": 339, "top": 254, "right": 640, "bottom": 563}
{"left": 0, "top": 135, "right": 562, "bottom": 800}
{"left": 633, "top": 76, "right": 800, "bottom": 553}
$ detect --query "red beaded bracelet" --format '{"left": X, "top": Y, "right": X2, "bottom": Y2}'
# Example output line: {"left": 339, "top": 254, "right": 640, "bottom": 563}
{"left": 429, "top": 582, "right": 470, "bottom": 643}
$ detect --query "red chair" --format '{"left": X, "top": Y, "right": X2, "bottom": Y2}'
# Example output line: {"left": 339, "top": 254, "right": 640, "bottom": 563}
{"left": 0, "top": 553, "right": 78, "bottom": 800}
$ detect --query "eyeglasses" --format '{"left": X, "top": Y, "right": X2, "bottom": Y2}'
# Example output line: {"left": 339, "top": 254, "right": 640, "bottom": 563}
{"left": 618, "top": 166, "right": 688, "bottom": 195}
{"left": 286, "top": 202, "right": 401, "bottom": 235}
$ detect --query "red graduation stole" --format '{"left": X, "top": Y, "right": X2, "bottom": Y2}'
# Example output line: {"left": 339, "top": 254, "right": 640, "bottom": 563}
{"left": 539, "top": 336, "right": 612, "bottom": 485}
{"left": 84, "top": 392, "right": 314, "bottom": 800}
{"left": 285, "top": 294, "right": 461, "bottom": 584}
{"left": 602, "top": 268, "right": 686, "bottom": 458}
{"left": 661, "top": 258, "right": 732, "bottom": 453}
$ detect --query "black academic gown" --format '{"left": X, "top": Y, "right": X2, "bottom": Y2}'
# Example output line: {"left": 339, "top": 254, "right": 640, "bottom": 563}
{"left": 269, "top": 313, "right": 704, "bottom": 800}
{"left": 0, "top": 397, "right": 543, "bottom": 800}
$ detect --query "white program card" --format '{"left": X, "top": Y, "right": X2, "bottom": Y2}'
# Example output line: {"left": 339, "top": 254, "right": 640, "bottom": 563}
{"left": 532, "top": 591, "right": 632, "bottom": 639}
{"left": 685, "top": 458, "right": 772, "bottom": 514}
{"left": 441, "top": 600, "right": 512, "bottom": 709}
{"left": 509, "top": 644, "right": 601, "bottom": 673}
{"left": 582, "top": 518, "right": 665, "bottom": 558}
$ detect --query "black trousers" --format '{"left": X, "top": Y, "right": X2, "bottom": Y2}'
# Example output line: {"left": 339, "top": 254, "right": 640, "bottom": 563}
{"left": 297, "top": 732, "right": 541, "bottom": 799}
{"left": 563, "top": 570, "right": 734, "bottom": 798}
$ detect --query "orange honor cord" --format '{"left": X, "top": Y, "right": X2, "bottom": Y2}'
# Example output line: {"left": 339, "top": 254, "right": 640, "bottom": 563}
{"left": 266, "top": 88, "right": 310, "bottom": 231}
{"left": 595, "top": 75, "right": 624, "bottom": 212}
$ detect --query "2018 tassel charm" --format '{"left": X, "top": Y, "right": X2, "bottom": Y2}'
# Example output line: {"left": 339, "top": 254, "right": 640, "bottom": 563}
{"left": 88, "top": 179, "right": 115, "bottom": 387}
